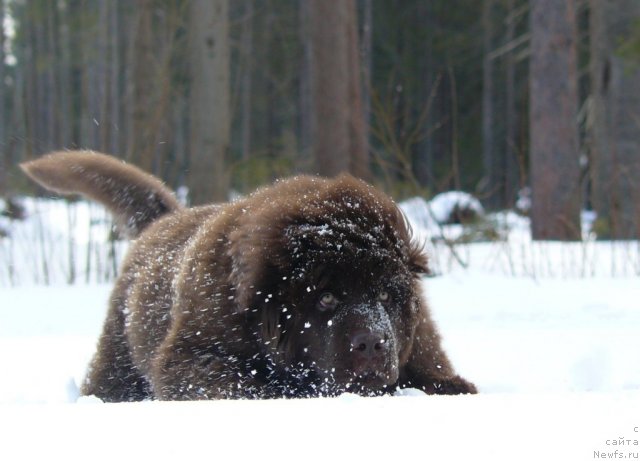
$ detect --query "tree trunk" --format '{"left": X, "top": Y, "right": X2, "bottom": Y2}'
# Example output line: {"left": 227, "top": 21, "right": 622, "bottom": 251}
{"left": 188, "top": 0, "right": 230, "bottom": 204}
{"left": 309, "top": 0, "right": 369, "bottom": 179}
{"left": 97, "top": 0, "right": 111, "bottom": 152}
{"left": 504, "top": 0, "right": 518, "bottom": 208}
{"left": 109, "top": 1, "right": 121, "bottom": 154}
{"left": 45, "top": 1, "right": 59, "bottom": 150}
{"left": 529, "top": 0, "right": 581, "bottom": 240}
{"left": 298, "top": 0, "right": 313, "bottom": 167}
{"left": 346, "top": 0, "right": 368, "bottom": 179}
{"left": 129, "top": 0, "right": 156, "bottom": 172}
{"left": 34, "top": 4, "right": 51, "bottom": 153}
{"left": 79, "top": 1, "right": 99, "bottom": 150}
{"left": 24, "top": 3, "right": 38, "bottom": 159}
{"left": 57, "top": 0, "right": 72, "bottom": 149}
{"left": 240, "top": 0, "right": 253, "bottom": 163}
{"left": 590, "top": 0, "right": 640, "bottom": 239}
{"left": 414, "top": 0, "right": 435, "bottom": 189}
{"left": 482, "top": 0, "right": 497, "bottom": 208}
{"left": 0, "top": 0, "right": 5, "bottom": 195}
{"left": 360, "top": 0, "right": 373, "bottom": 176}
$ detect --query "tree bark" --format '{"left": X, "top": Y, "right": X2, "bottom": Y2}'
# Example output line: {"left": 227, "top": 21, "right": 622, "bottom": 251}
{"left": 346, "top": 0, "right": 368, "bottom": 179}
{"left": 24, "top": 3, "right": 38, "bottom": 159}
{"left": 298, "top": 0, "right": 312, "bottom": 167}
{"left": 97, "top": 0, "right": 110, "bottom": 152}
{"left": 309, "top": 0, "right": 369, "bottom": 179}
{"left": 109, "top": 1, "right": 121, "bottom": 153}
{"left": 360, "top": 0, "right": 373, "bottom": 177}
{"left": 414, "top": 0, "right": 435, "bottom": 189}
{"left": 45, "top": 1, "right": 59, "bottom": 150}
{"left": 57, "top": 0, "right": 72, "bottom": 149}
{"left": 590, "top": 0, "right": 640, "bottom": 239}
{"left": 79, "top": 1, "right": 100, "bottom": 150}
{"left": 240, "top": 0, "right": 253, "bottom": 163}
{"left": 504, "top": 0, "right": 518, "bottom": 207}
{"left": 482, "top": 0, "right": 496, "bottom": 208}
{"left": 0, "top": 0, "right": 5, "bottom": 195}
{"left": 188, "top": 0, "right": 230, "bottom": 204}
{"left": 129, "top": 0, "right": 156, "bottom": 172}
{"left": 529, "top": 0, "right": 581, "bottom": 240}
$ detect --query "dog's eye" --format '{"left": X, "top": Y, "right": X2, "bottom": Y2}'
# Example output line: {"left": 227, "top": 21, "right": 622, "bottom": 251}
{"left": 318, "top": 292, "right": 337, "bottom": 311}
{"left": 378, "top": 291, "right": 390, "bottom": 303}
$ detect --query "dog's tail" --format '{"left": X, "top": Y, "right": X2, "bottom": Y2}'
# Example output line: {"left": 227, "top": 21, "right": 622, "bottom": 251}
{"left": 20, "top": 150, "right": 183, "bottom": 238}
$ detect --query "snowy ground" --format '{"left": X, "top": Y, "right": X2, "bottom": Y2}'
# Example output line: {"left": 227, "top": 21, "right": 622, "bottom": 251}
{"left": 1, "top": 274, "right": 639, "bottom": 459}
{"left": 1, "top": 196, "right": 639, "bottom": 459}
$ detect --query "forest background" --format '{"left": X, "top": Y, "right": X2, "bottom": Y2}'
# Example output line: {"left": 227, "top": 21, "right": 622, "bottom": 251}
{"left": 1, "top": 0, "right": 640, "bottom": 241}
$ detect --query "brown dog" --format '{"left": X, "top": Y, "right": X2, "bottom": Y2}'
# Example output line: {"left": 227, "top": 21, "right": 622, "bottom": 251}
{"left": 22, "top": 151, "right": 476, "bottom": 401}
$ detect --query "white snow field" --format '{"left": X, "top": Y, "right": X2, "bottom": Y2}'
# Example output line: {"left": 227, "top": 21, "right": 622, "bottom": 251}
{"left": 1, "top": 196, "right": 639, "bottom": 460}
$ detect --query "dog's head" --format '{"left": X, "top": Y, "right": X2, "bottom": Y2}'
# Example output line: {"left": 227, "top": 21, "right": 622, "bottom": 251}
{"left": 229, "top": 175, "right": 428, "bottom": 396}
{"left": 268, "top": 253, "right": 425, "bottom": 396}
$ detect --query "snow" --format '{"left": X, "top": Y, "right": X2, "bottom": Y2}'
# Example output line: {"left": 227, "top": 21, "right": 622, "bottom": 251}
{"left": 429, "top": 190, "right": 485, "bottom": 222}
{"left": 1, "top": 393, "right": 638, "bottom": 460}
{"left": 429, "top": 272, "right": 640, "bottom": 394}
{"left": 0, "top": 197, "right": 125, "bottom": 285}
{"left": 400, "top": 191, "right": 484, "bottom": 232}
{"left": 1, "top": 274, "right": 639, "bottom": 459}
{"left": 1, "top": 197, "right": 639, "bottom": 459}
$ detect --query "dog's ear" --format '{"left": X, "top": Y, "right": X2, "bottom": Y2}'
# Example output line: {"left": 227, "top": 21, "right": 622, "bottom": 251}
{"left": 228, "top": 236, "right": 264, "bottom": 313}
{"left": 228, "top": 223, "right": 282, "bottom": 314}
{"left": 229, "top": 230, "right": 287, "bottom": 353}
{"left": 408, "top": 242, "right": 430, "bottom": 275}
{"left": 397, "top": 208, "right": 430, "bottom": 276}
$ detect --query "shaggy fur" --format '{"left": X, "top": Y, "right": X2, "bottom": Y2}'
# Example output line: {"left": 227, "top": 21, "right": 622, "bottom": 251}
{"left": 22, "top": 150, "right": 477, "bottom": 401}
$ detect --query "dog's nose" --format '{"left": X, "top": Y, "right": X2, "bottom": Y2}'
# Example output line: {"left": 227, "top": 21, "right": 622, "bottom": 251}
{"left": 349, "top": 329, "right": 396, "bottom": 385}
{"left": 350, "top": 330, "right": 386, "bottom": 358}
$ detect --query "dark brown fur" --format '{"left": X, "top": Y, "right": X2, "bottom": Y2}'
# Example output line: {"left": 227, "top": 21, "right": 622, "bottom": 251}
{"left": 21, "top": 150, "right": 476, "bottom": 401}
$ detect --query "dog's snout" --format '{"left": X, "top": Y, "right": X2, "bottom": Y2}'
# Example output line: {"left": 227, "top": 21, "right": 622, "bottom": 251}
{"left": 349, "top": 329, "right": 394, "bottom": 385}
{"left": 350, "top": 330, "right": 387, "bottom": 358}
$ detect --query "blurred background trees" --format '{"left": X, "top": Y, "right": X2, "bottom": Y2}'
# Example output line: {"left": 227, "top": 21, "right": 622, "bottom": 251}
{"left": 1, "top": 0, "right": 640, "bottom": 239}
{"left": 528, "top": 0, "right": 580, "bottom": 240}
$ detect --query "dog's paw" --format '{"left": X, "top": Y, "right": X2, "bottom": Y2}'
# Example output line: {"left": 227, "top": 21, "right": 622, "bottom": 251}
{"left": 431, "top": 375, "right": 478, "bottom": 395}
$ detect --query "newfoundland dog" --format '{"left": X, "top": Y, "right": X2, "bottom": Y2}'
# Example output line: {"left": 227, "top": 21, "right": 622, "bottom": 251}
{"left": 22, "top": 151, "right": 476, "bottom": 401}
